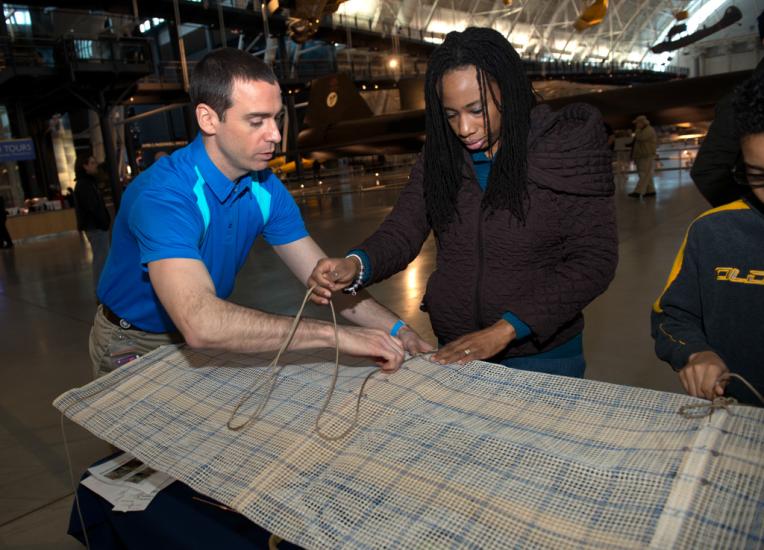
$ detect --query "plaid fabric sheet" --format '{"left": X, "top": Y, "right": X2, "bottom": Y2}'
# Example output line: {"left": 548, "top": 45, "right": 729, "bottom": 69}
{"left": 54, "top": 345, "right": 764, "bottom": 549}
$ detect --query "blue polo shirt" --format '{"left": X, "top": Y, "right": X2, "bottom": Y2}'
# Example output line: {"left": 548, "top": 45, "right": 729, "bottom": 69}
{"left": 97, "top": 135, "right": 308, "bottom": 333}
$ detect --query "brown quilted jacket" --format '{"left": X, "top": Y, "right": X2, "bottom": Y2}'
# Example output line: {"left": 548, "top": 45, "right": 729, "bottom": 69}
{"left": 357, "top": 103, "right": 618, "bottom": 358}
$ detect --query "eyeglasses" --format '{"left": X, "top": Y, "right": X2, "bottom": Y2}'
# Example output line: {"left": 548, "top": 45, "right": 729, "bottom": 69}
{"left": 732, "top": 167, "right": 764, "bottom": 188}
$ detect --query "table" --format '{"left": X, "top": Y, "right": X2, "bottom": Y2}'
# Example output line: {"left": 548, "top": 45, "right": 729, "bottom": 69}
{"left": 69, "top": 456, "right": 301, "bottom": 550}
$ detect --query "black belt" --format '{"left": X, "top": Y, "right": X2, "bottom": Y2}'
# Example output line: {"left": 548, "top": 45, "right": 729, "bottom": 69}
{"left": 102, "top": 305, "right": 144, "bottom": 331}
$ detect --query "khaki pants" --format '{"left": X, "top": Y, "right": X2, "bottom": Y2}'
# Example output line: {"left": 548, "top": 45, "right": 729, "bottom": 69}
{"left": 89, "top": 305, "right": 184, "bottom": 379}
{"left": 633, "top": 156, "right": 655, "bottom": 195}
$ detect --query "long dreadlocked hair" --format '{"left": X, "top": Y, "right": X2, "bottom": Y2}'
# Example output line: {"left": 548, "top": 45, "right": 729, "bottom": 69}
{"left": 424, "top": 27, "right": 535, "bottom": 233}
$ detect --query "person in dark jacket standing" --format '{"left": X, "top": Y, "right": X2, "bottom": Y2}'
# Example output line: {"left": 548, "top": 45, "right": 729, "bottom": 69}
{"left": 308, "top": 28, "right": 618, "bottom": 378}
{"left": 74, "top": 153, "right": 111, "bottom": 289}
{"left": 652, "top": 74, "right": 764, "bottom": 406}
{"left": 690, "top": 10, "right": 764, "bottom": 207}
{"left": 0, "top": 194, "right": 12, "bottom": 248}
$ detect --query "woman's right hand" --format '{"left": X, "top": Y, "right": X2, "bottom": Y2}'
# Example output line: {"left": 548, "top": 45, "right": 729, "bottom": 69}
{"left": 307, "top": 257, "right": 359, "bottom": 305}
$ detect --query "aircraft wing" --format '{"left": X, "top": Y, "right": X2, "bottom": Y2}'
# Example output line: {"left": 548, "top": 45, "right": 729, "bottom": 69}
{"left": 295, "top": 70, "right": 753, "bottom": 158}
{"left": 543, "top": 70, "right": 752, "bottom": 128}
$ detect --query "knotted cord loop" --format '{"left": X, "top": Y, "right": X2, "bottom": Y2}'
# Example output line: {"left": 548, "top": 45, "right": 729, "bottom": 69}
{"left": 227, "top": 285, "right": 379, "bottom": 441}
{"left": 227, "top": 285, "right": 318, "bottom": 431}
{"left": 679, "top": 397, "right": 737, "bottom": 419}
{"left": 677, "top": 372, "right": 763, "bottom": 418}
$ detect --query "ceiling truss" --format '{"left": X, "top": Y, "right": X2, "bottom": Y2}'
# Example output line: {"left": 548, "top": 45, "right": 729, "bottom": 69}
{"left": 336, "top": 0, "right": 732, "bottom": 67}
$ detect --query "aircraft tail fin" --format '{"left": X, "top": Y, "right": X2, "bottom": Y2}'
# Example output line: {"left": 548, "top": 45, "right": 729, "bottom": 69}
{"left": 303, "top": 73, "right": 373, "bottom": 129}
{"left": 398, "top": 77, "right": 425, "bottom": 111}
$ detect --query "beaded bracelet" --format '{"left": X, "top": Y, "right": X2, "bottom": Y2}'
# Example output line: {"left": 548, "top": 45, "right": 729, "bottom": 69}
{"left": 342, "top": 254, "right": 365, "bottom": 296}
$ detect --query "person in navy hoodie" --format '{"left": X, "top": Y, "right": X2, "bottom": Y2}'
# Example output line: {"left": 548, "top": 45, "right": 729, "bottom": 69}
{"left": 652, "top": 74, "right": 764, "bottom": 406}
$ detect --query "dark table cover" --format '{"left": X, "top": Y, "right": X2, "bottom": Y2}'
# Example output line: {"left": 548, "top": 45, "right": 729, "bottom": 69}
{"left": 68, "top": 455, "right": 301, "bottom": 550}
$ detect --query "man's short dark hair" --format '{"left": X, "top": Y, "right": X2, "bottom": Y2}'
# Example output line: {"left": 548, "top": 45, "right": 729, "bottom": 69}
{"left": 733, "top": 74, "right": 764, "bottom": 138}
{"left": 190, "top": 48, "right": 278, "bottom": 120}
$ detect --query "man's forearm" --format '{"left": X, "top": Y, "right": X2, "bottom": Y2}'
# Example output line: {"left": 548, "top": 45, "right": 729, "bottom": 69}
{"left": 184, "top": 292, "right": 337, "bottom": 353}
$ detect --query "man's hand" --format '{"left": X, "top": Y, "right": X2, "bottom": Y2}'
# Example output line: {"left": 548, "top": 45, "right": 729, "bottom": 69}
{"left": 307, "top": 257, "right": 359, "bottom": 305}
{"left": 338, "top": 325, "right": 405, "bottom": 372}
{"left": 432, "top": 320, "right": 516, "bottom": 365}
{"left": 397, "top": 325, "right": 435, "bottom": 356}
{"left": 679, "top": 351, "right": 729, "bottom": 401}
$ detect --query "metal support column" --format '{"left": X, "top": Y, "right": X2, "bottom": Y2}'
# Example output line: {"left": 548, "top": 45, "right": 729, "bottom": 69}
{"left": 170, "top": 0, "right": 196, "bottom": 140}
{"left": 277, "top": 34, "right": 289, "bottom": 79}
{"left": 286, "top": 93, "right": 304, "bottom": 182}
{"left": 218, "top": 0, "right": 227, "bottom": 47}
{"left": 99, "top": 93, "right": 122, "bottom": 209}
{"left": 330, "top": 42, "right": 337, "bottom": 73}
{"left": 11, "top": 101, "right": 43, "bottom": 199}
{"left": 282, "top": 31, "right": 303, "bottom": 182}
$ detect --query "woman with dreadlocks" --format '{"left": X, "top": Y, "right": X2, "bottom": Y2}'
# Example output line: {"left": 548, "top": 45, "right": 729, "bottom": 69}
{"left": 308, "top": 27, "right": 618, "bottom": 377}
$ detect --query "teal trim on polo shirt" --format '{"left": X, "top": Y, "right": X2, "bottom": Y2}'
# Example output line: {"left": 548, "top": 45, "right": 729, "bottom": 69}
{"left": 192, "top": 167, "right": 210, "bottom": 238}
{"left": 193, "top": 166, "right": 273, "bottom": 240}
{"left": 190, "top": 136, "right": 242, "bottom": 204}
{"left": 471, "top": 150, "right": 492, "bottom": 191}
{"left": 250, "top": 177, "right": 272, "bottom": 225}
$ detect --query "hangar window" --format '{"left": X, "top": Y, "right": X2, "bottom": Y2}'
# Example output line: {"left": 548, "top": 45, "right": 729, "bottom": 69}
{"left": 3, "top": 6, "right": 31, "bottom": 27}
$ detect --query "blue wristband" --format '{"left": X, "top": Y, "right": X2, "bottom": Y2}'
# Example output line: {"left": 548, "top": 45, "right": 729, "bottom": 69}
{"left": 390, "top": 320, "right": 406, "bottom": 337}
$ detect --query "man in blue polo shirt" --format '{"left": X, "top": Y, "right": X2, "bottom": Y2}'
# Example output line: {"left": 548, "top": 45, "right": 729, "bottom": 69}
{"left": 90, "top": 48, "right": 431, "bottom": 378}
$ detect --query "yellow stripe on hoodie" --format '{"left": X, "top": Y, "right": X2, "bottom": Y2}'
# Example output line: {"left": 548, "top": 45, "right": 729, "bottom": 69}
{"left": 653, "top": 200, "right": 750, "bottom": 313}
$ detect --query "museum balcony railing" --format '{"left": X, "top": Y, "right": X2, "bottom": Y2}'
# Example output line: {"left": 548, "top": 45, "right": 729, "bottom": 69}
{"left": 0, "top": 34, "right": 153, "bottom": 83}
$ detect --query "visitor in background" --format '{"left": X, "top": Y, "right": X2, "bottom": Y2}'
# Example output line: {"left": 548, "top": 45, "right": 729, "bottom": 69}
{"left": 628, "top": 115, "right": 657, "bottom": 199}
{"left": 0, "top": 194, "right": 13, "bottom": 249}
{"left": 74, "top": 153, "right": 111, "bottom": 291}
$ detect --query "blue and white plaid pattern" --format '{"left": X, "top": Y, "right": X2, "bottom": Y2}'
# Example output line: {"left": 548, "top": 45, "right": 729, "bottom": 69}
{"left": 54, "top": 346, "right": 764, "bottom": 549}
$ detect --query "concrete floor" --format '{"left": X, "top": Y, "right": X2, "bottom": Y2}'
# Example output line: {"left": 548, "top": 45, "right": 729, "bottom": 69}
{"left": 0, "top": 165, "right": 707, "bottom": 548}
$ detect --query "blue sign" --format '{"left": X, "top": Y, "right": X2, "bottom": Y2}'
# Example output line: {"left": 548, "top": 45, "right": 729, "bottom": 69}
{"left": 0, "top": 138, "right": 35, "bottom": 162}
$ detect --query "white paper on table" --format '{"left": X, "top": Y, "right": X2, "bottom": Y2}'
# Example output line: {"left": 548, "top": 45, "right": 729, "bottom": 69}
{"left": 111, "top": 491, "right": 155, "bottom": 512}
{"left": 88, "top": 452, "right": 174, "bottom": 494}
{"left": 82, "top": 473, "right": 165, "bottom": 512}
{"left": 81, "top": 475, "right": 131, "bottom": 506}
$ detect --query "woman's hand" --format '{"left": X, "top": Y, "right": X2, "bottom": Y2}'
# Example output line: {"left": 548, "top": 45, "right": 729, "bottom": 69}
{"left": 432, "top": 320, "right": 516, "bottom": 365}
{"left": 307, "top": 257, "right": 360, "bottom": 305}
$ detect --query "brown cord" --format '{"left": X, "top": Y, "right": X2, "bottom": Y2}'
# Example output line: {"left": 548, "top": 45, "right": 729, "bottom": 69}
{"left": 227, "top": 285, "right": 380, "bottom": 440}
{"left": 678, "top": 397, "right": 737, "bottom": 419}
{"left": 678, "top": 372, "right": 763, "bottom": 418}
{"left": 721, "top": 372, "right": 764, "bottom": 404}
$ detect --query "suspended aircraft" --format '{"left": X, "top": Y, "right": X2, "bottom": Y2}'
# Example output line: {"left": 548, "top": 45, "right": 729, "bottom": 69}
{"left": 651, "top": 6, "right": 743, "bottom": 53}
{"left": 296, "top": 69, "right": 753, "bottom": 158}
{"left": 574, "top": 0, "right": 609, "bottom": 32}
{"left": 297, "top": 73, "right": 426, "bottom": 159}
